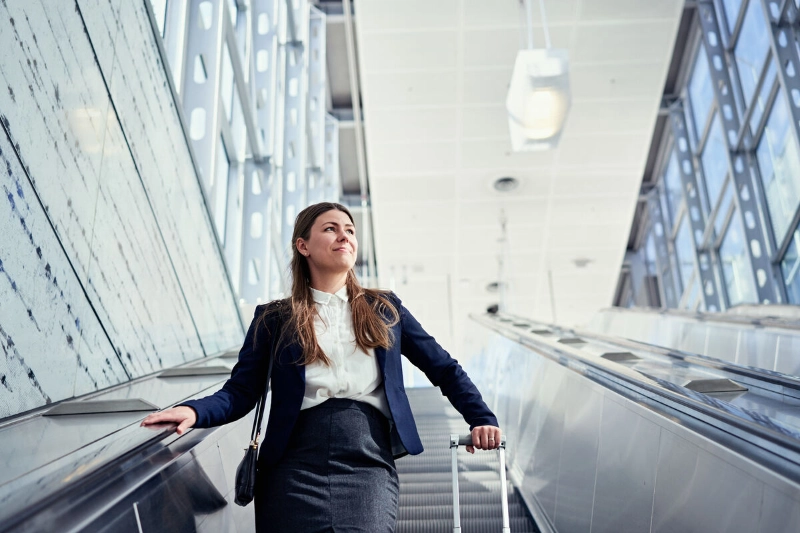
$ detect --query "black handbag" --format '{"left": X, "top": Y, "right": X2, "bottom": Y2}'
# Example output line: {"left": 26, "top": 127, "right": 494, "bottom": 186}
{"left": 234, "top": 313, "right": 279, "bottom": 507}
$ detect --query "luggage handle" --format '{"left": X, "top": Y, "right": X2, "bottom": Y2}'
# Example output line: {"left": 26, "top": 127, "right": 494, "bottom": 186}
{"left": 450, "top": 434, "right": 510, "bottom": 533}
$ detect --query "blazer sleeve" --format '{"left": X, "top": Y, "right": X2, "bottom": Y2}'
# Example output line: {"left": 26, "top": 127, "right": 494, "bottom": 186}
{"left": 394, "top": 294, "right": 499, "bottom": 430}
{"left": 181, "top": 304, "right": 274, "bottom": 428}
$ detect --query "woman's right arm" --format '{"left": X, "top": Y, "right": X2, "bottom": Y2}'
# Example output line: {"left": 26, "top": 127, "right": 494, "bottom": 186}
{"left": 141, "top": 304, "right": 273, "bottom": 432}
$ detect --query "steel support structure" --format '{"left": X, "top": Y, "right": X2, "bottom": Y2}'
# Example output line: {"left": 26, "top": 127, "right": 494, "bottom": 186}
{"left": 324, "top": 115, "right": 341, "bottom": 203}
{"left": 648, "top": 195, "right": 680, "bottom": 308}
{"left": 280, "top": 0, "right": 310, "bottom": 249}
{"left": 182, "top": 0, "right": 225, "bottom": 187}
{"left": 763, "top": 0, "right": 800, "bottom": 266}
{"left": 668, "top": 106, "right": 722, "bottom": 310}
{"left": 306, "top": 8, "right": 327, "bottom": 205}
{"left": 146, "top": 0, "right": 343, "bottom": 304}
{"left": 697, "top": 1, "right": 781, "bottom": 303}
{"left": 240, "top": 160, "right": 274, "bottom": 303}
{"left": 251, "top": 0, "right": 280, "bottom": 159}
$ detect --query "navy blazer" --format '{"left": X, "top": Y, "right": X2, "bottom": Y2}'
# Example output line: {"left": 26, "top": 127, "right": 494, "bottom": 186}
{"left": 183, "top": 293, "right": 498, "bottom": 469}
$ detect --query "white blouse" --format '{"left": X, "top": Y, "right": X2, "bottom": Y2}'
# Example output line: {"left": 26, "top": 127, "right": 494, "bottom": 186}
{"left": 300, "top": 286, "right": 390, "bottom": 418}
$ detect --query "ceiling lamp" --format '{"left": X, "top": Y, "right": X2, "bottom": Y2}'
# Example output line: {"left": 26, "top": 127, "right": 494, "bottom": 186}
{"left": 507, "top": 0, "right": 571, "bottom": 152}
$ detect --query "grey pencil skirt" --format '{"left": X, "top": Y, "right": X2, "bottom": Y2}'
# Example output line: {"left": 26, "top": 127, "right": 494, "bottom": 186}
{"left": 254, "top": 398, "right": 400, "bottom": 532}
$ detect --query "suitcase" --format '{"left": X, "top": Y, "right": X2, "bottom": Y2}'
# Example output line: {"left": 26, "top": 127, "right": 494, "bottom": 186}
{"left": 449, "top": 434, "right": 511, "bottom": 533}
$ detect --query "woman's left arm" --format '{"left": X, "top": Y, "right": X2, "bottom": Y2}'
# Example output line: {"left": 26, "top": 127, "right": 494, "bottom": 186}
{"left": 395, "top": 298, "right": 501, "bottom": 451}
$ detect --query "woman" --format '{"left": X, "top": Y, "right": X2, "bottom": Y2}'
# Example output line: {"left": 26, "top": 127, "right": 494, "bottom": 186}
{"left": 141, "top": 202, "right": 501, "bottom": 532}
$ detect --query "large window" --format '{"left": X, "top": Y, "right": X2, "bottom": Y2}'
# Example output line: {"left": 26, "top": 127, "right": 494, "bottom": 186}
{"left": 662, "top": 153, "right": 683, "bottom": 229}
{"left": 734, "top": 0, "right": 770, "bottom": 105}
{"left": 719, "top": 211, "right": 758, "bottom": 305}
{"left": 688, "top": 48, "right": 714, "bottom": 140}
{"left": 701, "top": 114, "right": 729, "bottom": 207}
{"left": 756, "top": 89, "right": 800, "bottom": 239}
{"left": 782, "top": 228, "right": 800, "bottom": 303}
{"left": 721, "top": 0, "right": 743, "bottom": 32}
{"left": 675, "top": 215, "right": 696, "bottom": 293}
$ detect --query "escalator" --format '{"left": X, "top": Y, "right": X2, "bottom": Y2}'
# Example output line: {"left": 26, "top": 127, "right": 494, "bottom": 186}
{"left": 3, "top": 307, "right": 800, "bottom": 532}
{"left": 396, "top": 387, "right": 538, "bottom": 532}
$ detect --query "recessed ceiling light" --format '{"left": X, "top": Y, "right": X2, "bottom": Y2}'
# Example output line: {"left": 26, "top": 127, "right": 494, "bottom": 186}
{"left": 492, "top": 176, "right": 520, "bottom": 193}
{"left": 573, "top": 257, "right": 593, "bottom": 268}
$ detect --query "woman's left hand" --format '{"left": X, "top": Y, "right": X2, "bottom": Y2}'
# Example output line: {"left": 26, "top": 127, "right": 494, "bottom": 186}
{"left": 466, "top": 425, "right": 502, "bottom": 453}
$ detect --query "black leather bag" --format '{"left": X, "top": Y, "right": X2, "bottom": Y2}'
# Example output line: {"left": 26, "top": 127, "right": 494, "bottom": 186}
{"left": 234, "top": 312, "right": 279, "bottom": 507}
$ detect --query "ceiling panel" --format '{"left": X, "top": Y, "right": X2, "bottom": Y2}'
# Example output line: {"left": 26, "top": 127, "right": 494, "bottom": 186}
{"left": 456, "top": 197, "right": 550, "bottom": 228}
{"left": 355, "top": 0, "right": 683, "bottom": 331}
{"left": 565, "top": 98, "right": 658, "bottom": 134}
{"left": 570, "top": 61, "right": 668, "bottom": 100}
{"left": 463, "top": 26, "right": 574, "bottom": 68}
{"left": 367, "top": 108, "right": 458, "bottom": 142}
{"left": 373, "top": 174, "right": 456, "bottom": 202}
{"left": 358, "top": 0, "right": 460, "bottom": 31}
{"left": 555, "top": 133, "right": 652, "bottom": 168}
{"left": 368, "top": 141, "right": 458, "bottom": 175}
{"left": 463, "top": 0, "right": 579, "bottom": 27}
{"left": 578, "top": 0, "right": 681, "bottom": 21}
{"left": 363, "top": 70, "right": 458, "bottom": 107}
{"left": 359, "top": 30, "right": 459, "bottom": 71}
{"left": 462, "top": 67, "right": 514, "bottom": 104}
{"left": 455, "top": 169, "right": 551, "bottom": 200}
{"left": 459, "top": 139, "right": 556, "bottom": 169}
{"left": 571, "top": 21, "right": 678, "bottom": 64}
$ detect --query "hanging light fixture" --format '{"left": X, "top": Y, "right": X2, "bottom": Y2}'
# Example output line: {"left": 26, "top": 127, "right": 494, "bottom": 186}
{"left": 507, "top": 0, "right": 571, "bottom": 151}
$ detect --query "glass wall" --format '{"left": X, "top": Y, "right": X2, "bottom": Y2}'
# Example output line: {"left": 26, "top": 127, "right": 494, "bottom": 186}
{"left": 145, "top": 0, "right": 346, "bottom": 304}
{"left": 622, "top": 0, "right": 800, "bottom": 311}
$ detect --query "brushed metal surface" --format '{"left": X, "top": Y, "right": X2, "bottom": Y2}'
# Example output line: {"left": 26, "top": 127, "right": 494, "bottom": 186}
{"left": 591, "top": 396, "right": 660, "bottom": 533}
{"left": 651, "top": 430, "right": 762, "bottom": 533}
{"left": 553, "top": 376, "right": 602, "bottom": 532}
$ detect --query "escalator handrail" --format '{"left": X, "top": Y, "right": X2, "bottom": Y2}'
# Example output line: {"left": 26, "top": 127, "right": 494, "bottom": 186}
{"left": 473, "top": 313, "right": 800, "bottom": 467}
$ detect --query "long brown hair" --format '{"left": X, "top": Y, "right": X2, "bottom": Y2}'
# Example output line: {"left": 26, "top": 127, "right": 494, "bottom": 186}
{"left": 259, "top": 202, "right": 399, "bottom": 366}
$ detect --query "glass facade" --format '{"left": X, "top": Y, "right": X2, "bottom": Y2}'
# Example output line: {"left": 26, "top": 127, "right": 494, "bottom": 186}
{"left": 620, "top": 1, "right": 800, "bottom": 311}
{"left": 144, "top": 0, "right": 353, "bottom": 304}
{"left": 719, "top": 210, "right": 758, "bottom": 305}
{"left": 756, "top": 89, "right": 800, "bottom": 238}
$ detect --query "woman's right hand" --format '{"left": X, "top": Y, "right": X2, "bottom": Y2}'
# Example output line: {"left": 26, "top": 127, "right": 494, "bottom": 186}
{"left": 140, "top": 406, "right": 197, "bottom": 435}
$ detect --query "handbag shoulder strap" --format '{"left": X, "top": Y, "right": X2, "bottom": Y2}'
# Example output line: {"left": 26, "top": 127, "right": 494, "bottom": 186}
{"left": 249, "top": 300, "right": 284, "bottom": 444}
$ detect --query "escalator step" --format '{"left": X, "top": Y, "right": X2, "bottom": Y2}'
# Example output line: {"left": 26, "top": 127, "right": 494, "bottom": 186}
{"left": 396, "top": 517, "right": 537, "bottom": 533}
{"left": 400, "top": 491, "right": 523, "bottom": 507}
{"left": 398, "top": 503, "right": 529, "bottom": 520}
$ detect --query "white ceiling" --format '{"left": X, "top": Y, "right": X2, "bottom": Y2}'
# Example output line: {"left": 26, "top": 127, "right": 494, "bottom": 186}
{"left": 354, "top": 0, "right": 683, "bottom": 351}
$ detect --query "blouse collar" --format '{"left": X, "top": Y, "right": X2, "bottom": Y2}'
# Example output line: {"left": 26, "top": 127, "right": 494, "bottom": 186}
{"left": 310, "top": 285, "right": 349, "bottom": 305}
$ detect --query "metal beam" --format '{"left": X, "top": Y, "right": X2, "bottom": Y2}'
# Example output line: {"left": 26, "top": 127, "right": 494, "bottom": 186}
{"left": 668, "top": 105, "right": 723, "bottom": 310}
{"left": 697, "top": 1, "right": 780, "bottom": 304}
{"left": 342, "top": 0, "right": 376, "bottom": 286}
{"left": 280, "top": 0, "right": 310, "bottom": 248}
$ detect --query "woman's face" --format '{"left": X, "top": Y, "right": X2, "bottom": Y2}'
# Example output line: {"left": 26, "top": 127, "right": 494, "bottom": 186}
{"left": 297, "top": 209, "right": 358, "bottom": 277}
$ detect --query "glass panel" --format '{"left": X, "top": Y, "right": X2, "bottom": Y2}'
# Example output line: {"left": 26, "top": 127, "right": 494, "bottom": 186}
{"left": 782, "top": 228, "right": 800, "bottom": 304}
{"left": 749, "top": 58, "right": 777, "bottom": 135}
{"left": 735, "top": 0, "right": 770, "bottom": 105}
{"left": 722, "top": 0, "right": 743, "bottom": 32}
{"left": 689, "top": 47, "right": 714, "bottom": 139}
{"left": 714, "top": 181, "right": 734, "bottom": 237}
{"left": 663, "top": 152, "right": 683, "bottom": 228}
{"left": 150, "top": 0, "right": 168, "bottom": 37}
{"left": 701, "top": 114, "right": 730, "bottom": 206}
{"left": 682, "top": 274, "right": 701, "bottom": 311}
{"left": 221, "top": 43, "right": 235, "bottom": 123}
{"left": 645, "top": 232, "right": 658, "bottom": 276}
{"left": 214, "top": 136, "right": 230, "bottom": 243}
{"left": 756, "top": 89, "right": 800, "bottom": 239}
{"left": 719, "top": 210, "right": 758, "bottom": 305}
{"left": 227, "top": 0, "right": 238, "bottom": 27}
{"left": 675, "top": 215, "right": 696, "bottom": 289}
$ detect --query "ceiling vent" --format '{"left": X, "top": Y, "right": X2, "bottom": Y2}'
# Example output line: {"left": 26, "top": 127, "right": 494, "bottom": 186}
{"left": 492, "top": 176, "right": 520, "bottom": 193}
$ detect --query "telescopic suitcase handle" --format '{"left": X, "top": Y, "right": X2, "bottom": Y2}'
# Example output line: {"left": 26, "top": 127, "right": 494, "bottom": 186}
{"left": 450, "top": 434, "right": 510, "bottom": 533}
